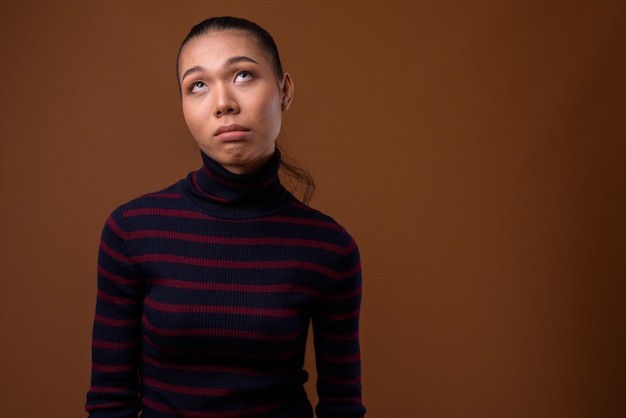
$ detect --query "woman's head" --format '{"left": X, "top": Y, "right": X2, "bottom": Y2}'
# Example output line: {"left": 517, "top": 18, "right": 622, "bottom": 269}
{"left": 176, "top": 17, "right": 314, "bottom": 201}
{"left": 176, "top": 17, "right": 294, "bottom": 175}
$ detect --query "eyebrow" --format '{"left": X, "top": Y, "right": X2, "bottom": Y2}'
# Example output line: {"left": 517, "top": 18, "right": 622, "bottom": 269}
{"left": 181, "top": 56, "right": 259, "bottom": 81}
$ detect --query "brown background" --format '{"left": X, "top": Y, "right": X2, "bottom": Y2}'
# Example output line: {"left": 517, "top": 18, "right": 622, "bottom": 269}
{"left": 1, "top": 1, "right": 625, "bottom": 417}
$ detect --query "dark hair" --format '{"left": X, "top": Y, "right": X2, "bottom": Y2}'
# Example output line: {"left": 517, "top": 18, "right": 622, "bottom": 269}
{"left": 177, "top": 16, "right": 315, "bottom": 203}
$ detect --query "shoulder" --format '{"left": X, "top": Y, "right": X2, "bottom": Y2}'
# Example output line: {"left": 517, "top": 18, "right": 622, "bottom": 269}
{"left": 283, "top": 199, "right": 359, "bottom": 250}
{"left": 287, "top": 201, "right": 363, "bottom": 284}
{"left": 106, "top": 181, "right": 189, "bottom": 224}
{"left": 112, "top": 181, "right": 183, "bottom": 211}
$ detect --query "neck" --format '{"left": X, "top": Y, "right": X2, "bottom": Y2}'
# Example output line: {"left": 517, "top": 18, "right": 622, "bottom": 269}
{"left": 181, "top": 150, "right": 290, "bottom": 219}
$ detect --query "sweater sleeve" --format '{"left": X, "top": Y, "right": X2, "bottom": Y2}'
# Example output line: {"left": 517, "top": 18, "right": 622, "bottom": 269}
{"left": 85, "top": 209, "right": 144, "bottom": 418}
{"left": 312, "top": 236, "right": 366, "bottom": 418}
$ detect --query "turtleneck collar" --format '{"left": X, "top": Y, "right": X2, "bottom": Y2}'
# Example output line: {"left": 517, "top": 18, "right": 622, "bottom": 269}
{"left": 181, "top": 150, "right": 291, "bottom": 219}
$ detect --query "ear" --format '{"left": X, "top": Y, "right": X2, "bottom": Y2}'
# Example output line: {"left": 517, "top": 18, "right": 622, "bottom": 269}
{"left": 280, "top": 73, "right": 294, "bottom": 110}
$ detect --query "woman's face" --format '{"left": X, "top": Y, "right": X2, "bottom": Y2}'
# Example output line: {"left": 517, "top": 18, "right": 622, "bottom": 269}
{"left": 178, "top": 30, "right": 293, "bottom": 174}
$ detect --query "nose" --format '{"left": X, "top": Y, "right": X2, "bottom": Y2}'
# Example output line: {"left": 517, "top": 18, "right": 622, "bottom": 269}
{"left": 213, "top": 85, "right": 239, "bottom": 117}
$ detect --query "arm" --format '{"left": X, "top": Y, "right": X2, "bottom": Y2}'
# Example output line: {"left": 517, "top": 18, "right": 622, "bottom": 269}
{"left": 312, "top": 238, "right": 366, "bottom": 418}
{"left": 85, "top": 210, "right": 144, "bottom": 417}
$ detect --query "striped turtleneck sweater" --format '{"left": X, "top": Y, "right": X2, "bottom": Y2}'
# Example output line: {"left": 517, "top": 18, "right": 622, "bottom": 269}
{"left": 85, "top": 151, "right": 365, "bottom": 418}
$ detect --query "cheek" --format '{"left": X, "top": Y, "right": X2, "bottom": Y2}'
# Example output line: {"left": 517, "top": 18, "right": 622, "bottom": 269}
{"left": 182, "top": 102, "right": 204, "bottom": 134}
{"left": 259, "top": 99, "right": 282, "bottom": 131}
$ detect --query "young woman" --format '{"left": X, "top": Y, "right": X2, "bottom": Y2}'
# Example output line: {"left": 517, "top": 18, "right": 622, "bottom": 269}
{"left": 86, "top": 16, "right": 365, "bottom": 418}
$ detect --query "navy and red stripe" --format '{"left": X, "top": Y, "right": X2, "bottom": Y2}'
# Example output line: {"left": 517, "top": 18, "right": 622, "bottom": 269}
{"left": 86, "top": 150, "right": 365, "bottom": 417}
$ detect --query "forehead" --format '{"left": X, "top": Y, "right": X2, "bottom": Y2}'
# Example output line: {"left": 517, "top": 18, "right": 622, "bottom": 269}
{"left": 179, "top": 30, "right": 268, "bottom": 68}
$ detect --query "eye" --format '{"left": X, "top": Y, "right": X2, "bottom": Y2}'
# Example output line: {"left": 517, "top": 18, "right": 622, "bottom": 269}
{"left": 235, "top": 71, "right": 252, "bottom": 82}
{"left": 189, "top": 81, "right": 206, "bottom": 93}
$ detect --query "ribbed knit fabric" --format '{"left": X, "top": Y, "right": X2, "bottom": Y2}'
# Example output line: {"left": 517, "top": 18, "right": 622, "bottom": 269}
{"left": 86, "top": 151, "right": 365, "bottom": 418}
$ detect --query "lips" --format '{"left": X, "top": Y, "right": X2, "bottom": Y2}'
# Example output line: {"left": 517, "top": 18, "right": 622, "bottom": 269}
{"left": 214, "top": 124, "right": 250, "bottom": 137}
